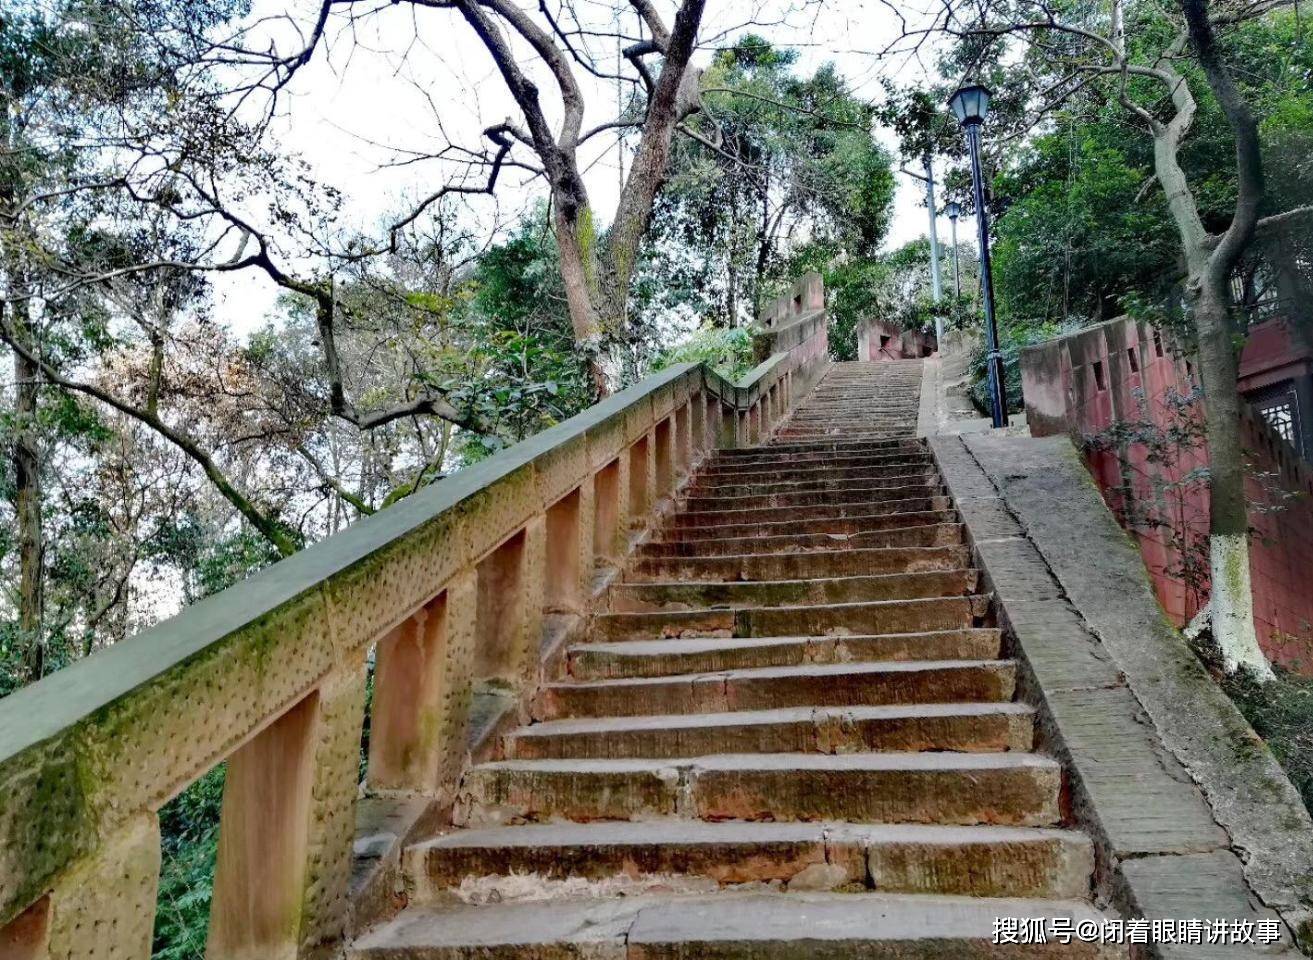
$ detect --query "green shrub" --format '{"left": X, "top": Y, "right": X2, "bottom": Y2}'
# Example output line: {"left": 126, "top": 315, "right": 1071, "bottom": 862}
{"left": 655, "top": 324, "right": 755, "bottom": 381}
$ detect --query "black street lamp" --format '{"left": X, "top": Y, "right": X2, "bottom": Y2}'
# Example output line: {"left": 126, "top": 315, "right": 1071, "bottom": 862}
{"left": 949, "top": 84, "right": 1008, "bottom": 429}
{"left": 944, "top": 200, "right": 962, "bottom": 300}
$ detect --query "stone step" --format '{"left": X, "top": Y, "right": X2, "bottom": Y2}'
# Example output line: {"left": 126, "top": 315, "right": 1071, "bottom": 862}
{"left": 666, "top": 496, "right": 953, "bottom": 531}
{"left": 534, "top": 659, "right": 1015, "bottom": 719}
{"left": 630, "top": 543, "right": 966, "bottom": 581}
{"left": 350, "top": 892, "right": 1119, "bottom": 959}
{"left": 588, "top": 594, "right": 990, "bottom": 642}
{"left": 689, "top": 466, "right": 944, "bottom": 498}
{"left": 638, "top": 523, "right": 965, "bottom": 559}
{"left": 679, "top": 477, "right": 942, "bottom": 512}
{"left": 454, "top": 752, "right": 1063, "bottom": 827}
{"left": 785, "top": 413, "right": 918, "bottom": 424}
{"left": 602, "top": 570, "right": 979, "bottom": 613}
{"left": 701, "top": 452, "right": 934, "bottom": 479}
{"left": 773, "top": 429, "right": 917, "bottom": 441}
{"left": 408, "top": 821, "right": 1092, "bottom": 900}
{"left": 508, "top": 703, "right": 1033, "bottom": 759}
{"left": 565, "top": 628, "right": 1004, "bottom": 679}
{"left": 717, "top": 438, "right": 925, "bottom": 459}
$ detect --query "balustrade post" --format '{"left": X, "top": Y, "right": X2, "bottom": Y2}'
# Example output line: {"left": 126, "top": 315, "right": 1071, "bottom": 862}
{"left": 653, "top": 417, "right": 674, "bottom": 500}
{"left": 369, "top": 586, "right": 472, "bottom": 795}
{"left": 32, "top": 816, "right": 160, "bottom": 960}
{"left": 690, "top": 391, "right": 707, "bottom": 462}
{"left": 545, "top": 481, "right": 592, "bottom": 615}
{"left": 628, "top": 434, "right": 653, "bottom": 528}
{"left": 207, "top": 655, "right": 367, "bottom": 960}
{"left": 674, "top": 403, "right": 692, "bottom": 481}
{"left": 472, "top": 518, "right": 545, "bottom": 688}
{"left": 592, "top": 457, "right": 626, "bottom": 565}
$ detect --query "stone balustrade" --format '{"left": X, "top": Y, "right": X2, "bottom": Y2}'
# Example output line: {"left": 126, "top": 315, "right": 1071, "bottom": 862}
{"left": 0, "top": 290, "right": 829, "bottom": 960}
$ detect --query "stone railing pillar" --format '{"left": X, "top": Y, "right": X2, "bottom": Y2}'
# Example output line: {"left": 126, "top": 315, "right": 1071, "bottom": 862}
{"left": 543, "top": 478, "right": 594, "bottom": 616}
{"left": 674, "top": 401, "right": 692, "bottom": 481}
{"left": 627, "top": 433, "right": 653, "bottom": 528}
{"left": 653, "top": 416, "right": 674, "bottom": 501}
{"left": 369, "top": 588, "right": 467, "bottom": 794}
{"left": 591, "top": 456, "right": 626, "bottom": 565}
{"left": 690, "top": 391, "right": 707, "bottom": 461}
{"left": 208, "top": 656, "right": 366, "bottom": 960}
{"left": 471, "top": 516, "right": 544, "bottom": 688}
{"left": 33, "top": 816, "right": 160, "bottom": 960}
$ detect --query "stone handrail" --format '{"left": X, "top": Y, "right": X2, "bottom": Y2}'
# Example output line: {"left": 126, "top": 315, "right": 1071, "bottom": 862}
{"left": 0, "top": 308, "right": 829, "bottom": 958}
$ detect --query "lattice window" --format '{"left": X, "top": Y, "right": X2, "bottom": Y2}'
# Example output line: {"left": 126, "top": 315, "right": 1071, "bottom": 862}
{"left": 1251, "top": 381, "right": 1302, "bottom": 455}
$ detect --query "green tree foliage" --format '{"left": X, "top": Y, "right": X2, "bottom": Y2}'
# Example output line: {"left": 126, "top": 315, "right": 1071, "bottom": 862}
{"left": 638, "top": 37, "right": 895, "bottom": 330}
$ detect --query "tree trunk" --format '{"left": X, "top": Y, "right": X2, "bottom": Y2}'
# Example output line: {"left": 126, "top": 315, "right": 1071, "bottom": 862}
{"left": 1189, "top": 278, "right": 1275, "bottom": 678}
{"left": 9, "top": 303, "right": 45, "bottom": 682}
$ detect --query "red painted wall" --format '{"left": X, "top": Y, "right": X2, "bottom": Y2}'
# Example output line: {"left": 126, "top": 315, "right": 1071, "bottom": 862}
{"left": 1020, "top": 317, "right": 1313, "bottom": 674}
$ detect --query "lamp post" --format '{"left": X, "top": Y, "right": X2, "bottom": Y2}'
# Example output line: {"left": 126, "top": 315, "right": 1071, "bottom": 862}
{"left": 949, "top": 84, "right": 1008, "bottom": 429}
{"left": 923, "top": 154, "right": 945, "bottom": 347}
{"left": 944, "top": 200, "right": 962, "bottom": 300}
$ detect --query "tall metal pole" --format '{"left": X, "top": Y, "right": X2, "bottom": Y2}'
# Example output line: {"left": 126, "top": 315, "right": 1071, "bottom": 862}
{"left": 948, "top": 215, "right": 961, "bottom": 299}
{"left": 965, "top": 123, "right": 1008, "bottom": 428}
{"left": 923, "top": 154, "right": 944, "bottom": 347}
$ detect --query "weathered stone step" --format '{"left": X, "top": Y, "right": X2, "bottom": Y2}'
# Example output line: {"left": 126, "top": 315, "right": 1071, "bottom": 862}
{"left": 689, "top": 466, "right": 943, "bottom": 498}
{"left": 772, "top": 428, "right": 919, "bottom": 438}
{"left": 509, "top": 703, "right": 1032, "bottom": 759}
{"left": 701, "top": 451, "right": 933, "bottom": 478}
{"left": 455, "top": 752, "right": 1062, "bottom": 826}
{"left": 603, "top": 570, "right": 979, "bottom": 613}
{"left": 534, "top": 659, "right": 1015, "bottom": 719}
{"left": 350, "top": 892, "right": 1119, "bottom": 959}
{"left": 630, "top": 541, "right": 967, "bottom": 581}
{"left": 718, "top": 437, "right": 924, "bottom": 459}
{"left": 639, "top": 522, "right": 965, "bottom": 558}
{"left": 565, "top": 628, "right": 1003, "bottom": 679}
{"left": 588, "top": 594, "right": 990, "bottom": 642}
{"left": 680, "top": 477, "right": 941, "bottom": 512}
{"left": 785, "top": 412, "right": 918, "bottom": 424}
{"left": 666, "top": 496, "right": 953, "bottom": 531}
{"left": 408, "top": 821, "right": 1092, "bottom": 900}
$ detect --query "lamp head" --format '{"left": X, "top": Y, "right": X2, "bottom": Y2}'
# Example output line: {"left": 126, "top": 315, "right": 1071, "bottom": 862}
{"left": 949, "top": 84, "right": 992, "bottom": 127}
{"left": 944, "top": 200, "right": 962, "bottom": 220}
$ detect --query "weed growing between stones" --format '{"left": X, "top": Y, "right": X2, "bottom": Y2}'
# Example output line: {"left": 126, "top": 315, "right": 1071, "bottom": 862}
{"left": 1188, "top": 629, "right": 1313, "bottom": 817}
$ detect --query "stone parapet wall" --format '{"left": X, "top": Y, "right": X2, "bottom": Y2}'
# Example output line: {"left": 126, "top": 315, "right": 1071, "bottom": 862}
{"left": 0, "top": 307, "right": 831, "bottom": 958}
{"left": 1019, "top": 316, "right": 1313, "bottom": 673}
{"left": 856, "top": 316, "right": 936, "bottom": 362}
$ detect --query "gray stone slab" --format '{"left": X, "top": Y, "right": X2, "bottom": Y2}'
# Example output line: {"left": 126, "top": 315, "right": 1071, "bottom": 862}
{"left": 999, "top": 600, "right": 1124, "bottom": 693}
{"left": 1117, "top": 852, "right": 1296, "bottom": 958}
{"left": 974, "top": 539, "right": 1064, "bottom": 603}
{"left": 929, "top": 435, "right": 1000, "bottom": 501}
{"left": 954, "top": 496, "right": 1026, "bottom": 541}
{"left": 960, "top": 434, "right": 1313, "bottom": 947}
{"left": 1042, "top": 686, "right": 1228, "bottom": 858}
{"left": 625, "top": 891, "right": 1121, "bottom": 956}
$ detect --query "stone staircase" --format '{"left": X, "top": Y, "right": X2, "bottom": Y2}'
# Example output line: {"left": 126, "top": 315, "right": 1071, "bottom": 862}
{"left": 351, "top": 361, "right": 1116, "bottom": 958}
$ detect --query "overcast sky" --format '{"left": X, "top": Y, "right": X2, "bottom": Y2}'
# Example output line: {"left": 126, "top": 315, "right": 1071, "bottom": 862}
{"left": 213, "top": 0, "right": 961, "bottom": 332}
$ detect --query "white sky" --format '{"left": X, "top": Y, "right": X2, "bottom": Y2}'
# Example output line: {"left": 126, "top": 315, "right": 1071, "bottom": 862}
{"left": 212, "top": 0, "right": 963, "bottom": 333}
